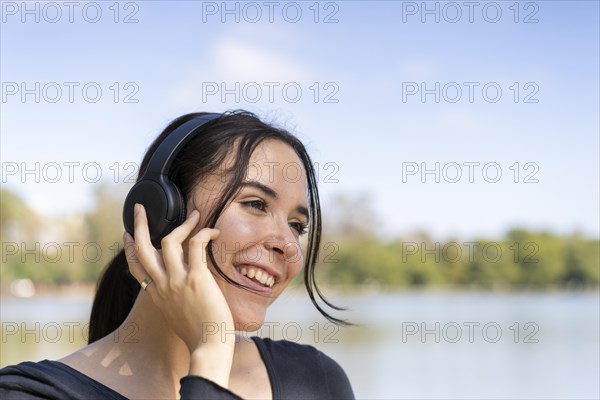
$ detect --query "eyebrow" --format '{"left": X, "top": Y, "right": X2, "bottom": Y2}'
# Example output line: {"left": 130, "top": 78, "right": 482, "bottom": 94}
{"left": 240, "top": 181, "right": 309, "bottom": 220}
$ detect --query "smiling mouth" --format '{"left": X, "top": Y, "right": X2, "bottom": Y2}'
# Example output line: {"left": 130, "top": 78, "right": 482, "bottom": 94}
{"left": 238, "top": 266, "right": 275, "bottom": 288}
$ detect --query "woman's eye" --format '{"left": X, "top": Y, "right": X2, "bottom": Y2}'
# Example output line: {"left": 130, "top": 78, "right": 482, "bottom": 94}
{"left": 242, "top": 199, "right": 266, "bottom": 211}
{"left": 290, "top": 222, "right": 308, "bottom": 236}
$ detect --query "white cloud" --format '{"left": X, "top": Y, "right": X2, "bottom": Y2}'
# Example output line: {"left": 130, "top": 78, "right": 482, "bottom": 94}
{"left": 214, "top": 38, "right": 308, "bottom": 82}
{"left": 168, "top": 36, "right": 310, "bottom": 108}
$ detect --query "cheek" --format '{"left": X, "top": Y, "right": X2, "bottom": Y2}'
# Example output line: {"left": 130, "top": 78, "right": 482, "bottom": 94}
{"left": 290, "top": 255, "right": 304, "bottom": 279}
{"left": 211, "top": 211, "right": 260, "bottom": 264}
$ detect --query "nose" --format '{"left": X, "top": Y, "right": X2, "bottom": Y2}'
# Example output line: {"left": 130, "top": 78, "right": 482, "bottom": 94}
{"left": 262, "top": 218, "right": 301, "bottom": 263}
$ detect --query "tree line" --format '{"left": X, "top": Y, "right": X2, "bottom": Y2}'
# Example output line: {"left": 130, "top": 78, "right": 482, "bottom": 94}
{"left": 316, "top": 229, "right": 598, "bottom": 290}
{"left": 1, "top": 188, "right": 598, "bottom": 290}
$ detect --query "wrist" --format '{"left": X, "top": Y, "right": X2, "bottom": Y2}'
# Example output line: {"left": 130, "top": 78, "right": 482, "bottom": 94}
{"left": 188, "top": 340, "right": 235, "bottom": 388}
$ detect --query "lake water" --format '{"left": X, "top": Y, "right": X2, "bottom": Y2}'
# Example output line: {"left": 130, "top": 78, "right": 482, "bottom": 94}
{"left": 2, "top": 291, "right": 598, "bottom": 399}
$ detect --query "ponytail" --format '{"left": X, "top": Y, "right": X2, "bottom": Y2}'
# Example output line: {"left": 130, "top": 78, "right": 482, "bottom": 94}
{"left": 88, "top": 250, "right": 140, "bottom": 343}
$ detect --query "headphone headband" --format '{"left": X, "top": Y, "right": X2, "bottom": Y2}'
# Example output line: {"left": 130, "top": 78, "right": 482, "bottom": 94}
{"left": 144, "top": 113, "right": 222, "bottom": 178}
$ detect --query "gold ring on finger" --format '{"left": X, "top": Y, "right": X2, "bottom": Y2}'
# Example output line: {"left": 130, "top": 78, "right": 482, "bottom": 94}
{"left": 141, "top": 276, "right": 153, "bottom": 291}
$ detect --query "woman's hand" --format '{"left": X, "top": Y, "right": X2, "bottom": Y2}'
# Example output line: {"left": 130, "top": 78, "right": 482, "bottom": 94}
{"left": 123, "top": 203, "right": 235, "bottom": 387}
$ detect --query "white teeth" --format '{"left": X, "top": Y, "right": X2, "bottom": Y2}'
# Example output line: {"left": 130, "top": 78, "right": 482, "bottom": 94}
{"left": 259, "top": 274, "right": 268, "bottom": 284}
{"left": 239, "top": 266, "right": 274, "bottom": 288}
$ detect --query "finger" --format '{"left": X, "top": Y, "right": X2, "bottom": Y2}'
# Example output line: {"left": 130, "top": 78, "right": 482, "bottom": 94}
{"left": 161, "top": 210, "right": 200, "bottom": 279}
{"left": 123, "top": 231, "right": 145, "bottom": 283}
{"left": 132, "top": 203, "right": 153, "bottom": 246}
{"left": 188, "top": 228, "right": 221, "bottom": 275}
{"left": 123, "top": 232, "right": 161, "bottom": 300}
{"left": 133, "top": 203, "right": 167, "bottom": 284}
{"left": 164, "top": 209, "right": 200, "bottom": 243}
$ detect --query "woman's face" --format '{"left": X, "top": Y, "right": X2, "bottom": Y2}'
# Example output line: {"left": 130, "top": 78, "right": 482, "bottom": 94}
{"left": 186, "top": 139, "right": 308, "bottom": 330}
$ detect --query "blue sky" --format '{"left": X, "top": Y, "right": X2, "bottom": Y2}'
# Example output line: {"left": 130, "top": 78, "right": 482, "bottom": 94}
{"left": 1, "top": 0, "right": 598, "bottom": 240}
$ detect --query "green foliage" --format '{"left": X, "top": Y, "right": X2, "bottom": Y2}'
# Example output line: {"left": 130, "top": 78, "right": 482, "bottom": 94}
{"left": 1, "top": 188, "right": 41, "bottom": 242}
{"left": 2, "top": 188, "right": 599, "bottom": 290}
{"left": 316, "top": 230, "right": 599, "bottom": 290}
{"left": 2, "top": 184, "right": 126, "bottom": 286}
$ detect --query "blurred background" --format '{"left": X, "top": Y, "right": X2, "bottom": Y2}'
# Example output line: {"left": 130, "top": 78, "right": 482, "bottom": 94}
{"left": 1, "top": 1, "right": 598, "bottom": 398}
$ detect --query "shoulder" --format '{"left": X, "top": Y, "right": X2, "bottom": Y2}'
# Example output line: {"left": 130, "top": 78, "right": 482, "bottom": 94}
{"left": 255, "top": 337, "right": 343, "bottom": 373}
{"left": 1, "top": 360, "right": 64, "bottom": 398}
{"left": 253, "top": 337, "right": 355, "bottom": 399}
{"left": 0, "top": 360, "right": 126, "bottom": 400}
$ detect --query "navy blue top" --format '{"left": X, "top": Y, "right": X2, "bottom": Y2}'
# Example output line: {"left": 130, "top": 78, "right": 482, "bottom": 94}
{"left": 0, "top": 337, "right": 354, "bottom": 399}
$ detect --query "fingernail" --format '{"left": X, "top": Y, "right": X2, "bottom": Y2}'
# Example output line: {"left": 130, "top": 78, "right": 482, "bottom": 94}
{"left": 134, "top": 203, "right": 140, "bottom": 216}
{"left": 189, "top": 210, "right": 199, "bottom": 218}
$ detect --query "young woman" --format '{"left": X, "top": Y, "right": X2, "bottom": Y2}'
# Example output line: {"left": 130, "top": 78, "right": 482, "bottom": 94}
{"left": 0, "top": 111, "right": 354, "bottom": 399}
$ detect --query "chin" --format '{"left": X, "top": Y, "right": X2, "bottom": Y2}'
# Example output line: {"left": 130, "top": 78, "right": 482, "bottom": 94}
{"left": 233, "top": 312, "right": 267, "bottom": 331}
{"left": 230, "top": 294, "right": 270, "bottom": 331}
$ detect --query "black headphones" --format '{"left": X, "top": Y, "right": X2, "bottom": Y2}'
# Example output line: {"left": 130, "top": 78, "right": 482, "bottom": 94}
{"left": 123, "top": 113, "right": 222, "bottom": 248}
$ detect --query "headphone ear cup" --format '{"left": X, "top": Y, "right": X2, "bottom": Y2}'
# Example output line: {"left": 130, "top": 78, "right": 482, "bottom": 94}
{"left": 123, "top": 178, "right": 186, "bottom": 249}
{"left": 165, "top": 179, "right": 187, "bottom": 229}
